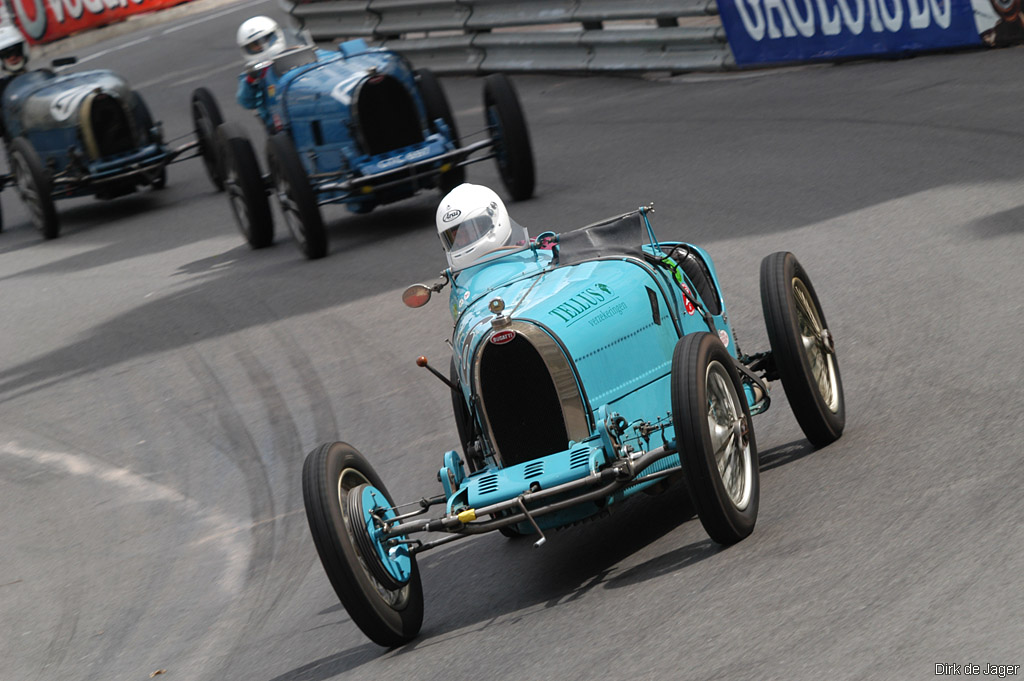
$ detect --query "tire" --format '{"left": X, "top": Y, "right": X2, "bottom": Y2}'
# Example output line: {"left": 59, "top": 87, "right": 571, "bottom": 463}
{"left": 150, "top": 167, "right": 167, "bottom": 190}
{"left": 217, "top": 123, "right": 273, "bottom": 249}
{"left": 671, "top": 332, "right": 759, "bottom": 545}
{"left": 416, "top": 68, "right": 464, "bottom": 193}
{"left": 482, "top": 74, "right": 535, "bottom": 201}
{"left": 760, "top": 252, "right": 845, "bottom": 447}
{"left": 191, "top": 87, "right": 225, "bottom": 191}
{"left": 302, "top": 442, "right": 424, "bottom": 647}
{"left": 266, "top": 133, "right": 327, "bottom": 260}
{"left": 10, "top": 137, "right": 59, "bottom": 239}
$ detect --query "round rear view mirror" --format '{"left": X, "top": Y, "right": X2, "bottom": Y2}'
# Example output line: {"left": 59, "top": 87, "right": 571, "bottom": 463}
{"left": 402, "top": 284, "right": 432, "bottom": 308}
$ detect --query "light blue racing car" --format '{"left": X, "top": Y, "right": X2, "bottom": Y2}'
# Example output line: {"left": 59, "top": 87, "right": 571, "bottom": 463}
{"left": 301, "top": 203, "right": 846, "bottom": 646}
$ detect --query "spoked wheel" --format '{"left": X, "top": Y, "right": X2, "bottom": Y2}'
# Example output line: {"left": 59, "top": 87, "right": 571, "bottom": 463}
{"left": 10, "top": 137, "right": 59, "bottom": 239}
{"left": 416, "top": 68, "right": 464, "bottom": 193}
{"left": 266, "top": 133, "right": 327, "bottom": 260}
{"left": 302, "top": 442, "right": 424, "bottom": 647}
{"left": 482, "top": 73, "right": 535, "bottom": 201}
{"left": 671, "top": 332, "right": 759, "bottom": 545}
{"left": 217, "top": 122, "right": 273, "bottom": 249}
{"left": 760, "top": 252, "right": 845, "bottom": 447}
{"left": 191, "top": 87, "right": 225, "bottom": 191}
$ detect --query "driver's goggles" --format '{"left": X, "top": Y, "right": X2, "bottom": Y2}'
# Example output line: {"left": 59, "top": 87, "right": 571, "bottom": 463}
{"left": 0, "top": 45, "right": 23, "bottom": 60}
{"left": 243, "top": 33, "right": 278, "bottom": 55}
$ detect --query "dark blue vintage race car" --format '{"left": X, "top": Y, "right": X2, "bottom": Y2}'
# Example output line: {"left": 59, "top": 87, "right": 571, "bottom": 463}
{"left": 301, "top": 205, "right": 846, "bottom": 647}
{"left": 0, "top": 60, "right": 224, "bottom": 239}
{"left": 213, "top": 39, "right": 535, "bottom": 259}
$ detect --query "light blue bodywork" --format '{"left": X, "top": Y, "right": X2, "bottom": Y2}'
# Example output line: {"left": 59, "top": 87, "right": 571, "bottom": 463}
{"left": 248, "top": 39, "right": 458, "bottom": 213}
{"left": 434, "top": 210, "right": 751, "bottom": 534}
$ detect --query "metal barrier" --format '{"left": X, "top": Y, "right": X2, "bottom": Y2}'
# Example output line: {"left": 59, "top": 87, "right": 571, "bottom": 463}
{"left": 282, "top": 0, "right": 734, "bottom": 73}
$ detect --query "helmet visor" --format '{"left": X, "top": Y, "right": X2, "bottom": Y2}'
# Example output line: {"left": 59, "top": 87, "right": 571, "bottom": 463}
{"left": 243, "top": 33, "right": 278, "bottom": 55}
{"left": 0, "top": 43, "right": 23, "bottom": 61}
{"left": 441, "top": 214, "right": 496, "bottom": 251}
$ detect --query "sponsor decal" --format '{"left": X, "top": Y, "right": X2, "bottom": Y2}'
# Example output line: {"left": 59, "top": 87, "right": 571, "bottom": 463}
{"left": 717, "top": 0, "right": 984, "bottom": 66}
{"left": 9, "top": 0, "right": 191, "bottom": 45}
{"left": 443, "top": 209, "right": 461, "bottom": 223}
{"left": 681, "top": 283, "right": 696, "bottom": 316}
{"left": 548, "top": 283, "right": 621, "bottom": 324}
{"left": 267, "top": 84, "right": 276, "bottom": 98}
{"left": 490, "top": 329, "right": 516, "bottom": 345}
{"left": 719, "top": 329, "right": 731, "bottom": 347}
{"left": 378, "top": 146, "right": 432, "bottom": 170}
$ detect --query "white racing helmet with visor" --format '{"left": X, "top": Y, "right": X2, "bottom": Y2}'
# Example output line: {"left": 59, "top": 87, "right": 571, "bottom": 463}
{"left": 436, "top": 184, "right": 528, "bottom": 271}
{"left": 0, "top": 25, "right": 27, "bottom": 74}
{"left": 236, "top": 16, "right": 286, "bottom": 66}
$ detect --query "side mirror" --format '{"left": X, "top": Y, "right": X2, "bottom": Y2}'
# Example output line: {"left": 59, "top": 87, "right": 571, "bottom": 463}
{"left": 51, "top": 56, "right": 77, "bottom": 68}
{"left": 402, "top": 284, "right": 432, "bottom": 308}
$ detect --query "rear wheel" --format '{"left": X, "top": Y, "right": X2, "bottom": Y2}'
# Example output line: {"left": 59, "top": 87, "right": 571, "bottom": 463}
{"left": 416, "top": 68, "right": 464, "bottom": 193}
{"left": 671, "top": 332, "right": 758, "bottom": 545}
{"left": 266, "top": 133, "right": 327, "bottom": 260}
{"left": 218, "top": 123, "right": 273, "bottom": 249}
{"left": 760, "top": 252, "right": 845, "bottom": 447}
{"left": 191, "top": 87, "right": 225, "bottom": 191}
{"left": 483, "top": 74, "right": 535, "bottom": 201}
{"left": 10, "top": 137, "right": 59, "bottom": 239}
{"left": 302, "top": 442, "right": 424, "bottom": 647}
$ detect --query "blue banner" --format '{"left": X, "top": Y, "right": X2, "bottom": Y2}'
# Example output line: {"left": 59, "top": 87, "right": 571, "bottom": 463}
{"left": 718, "top": 0, "right": 984, "bottom": 66}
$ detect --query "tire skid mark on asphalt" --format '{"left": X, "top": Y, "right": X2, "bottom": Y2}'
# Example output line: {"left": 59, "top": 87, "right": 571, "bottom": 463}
{"left": 33, "top": 593, "right": 80, "bottom": 681}
{"left": 223, "top": 345, "right": 319, "bottom": 632}
{"left": 0, "top": 440, "right": 250, "bottom": 594}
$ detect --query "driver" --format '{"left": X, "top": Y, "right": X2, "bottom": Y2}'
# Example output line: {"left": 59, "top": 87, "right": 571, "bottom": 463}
{"left": 235, "top": 16, "right": 332, "bottom": 120}
{"left": 436, "top": 183, "right": 522, "bottom": 270}
{"left": 0, "top": 24, "right": 28, "bottom": 139}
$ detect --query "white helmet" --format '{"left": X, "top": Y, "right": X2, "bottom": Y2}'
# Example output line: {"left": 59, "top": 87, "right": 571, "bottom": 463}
{"left": 0, "top": 25, "right": 27, "bottom": 74}
{"left": 236, "top": 16, "right": 286, "bottom": 65}
{"left": 437, "top": 184, "right": 524, "bottom": 271}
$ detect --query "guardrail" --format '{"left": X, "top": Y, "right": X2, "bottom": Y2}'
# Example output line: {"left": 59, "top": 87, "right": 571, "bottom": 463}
{"left": 282, "top": 0, "right": 734, "bottom": 73}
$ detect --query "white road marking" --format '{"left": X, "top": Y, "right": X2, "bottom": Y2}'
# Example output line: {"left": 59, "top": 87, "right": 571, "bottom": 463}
{"left": 161, "top": 0, "right": 272, "bottom": 34}
{"left": 1, "top": 441, "right": 249, "bottom": 594}
{"left": 75, "top": 36, "right": 151, "bottom": 65}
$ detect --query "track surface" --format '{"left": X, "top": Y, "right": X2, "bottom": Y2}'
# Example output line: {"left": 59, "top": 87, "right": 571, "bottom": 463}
{"left": 1, "top": 4, "right": 1022, "bottom": 680}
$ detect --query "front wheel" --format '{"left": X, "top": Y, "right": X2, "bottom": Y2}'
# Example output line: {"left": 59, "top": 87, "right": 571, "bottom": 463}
{"left": 416, "top": 68, "right": 464, "bottom": 194}
{"left": 266, "top": 133, "right": 327, "bottom": 260}
{"left": 10, "top": 137, "right": 59, "bottom": 239}
{"left": 672, "top": 332, "right": 759, "bottom": 545}
{"left": 760, "top": 252, "right": 845, "bottom": 447}
{"left": 218, "top": 123, "right": 273, "bottom": 249}
{"left": 302, "top": 442, "right": 424, "bottom": 647}
{"left": 191, "top": 87, "right": 225, "bottom": 191}
{"left": 483, "top": 74, "right": 535, "bottom": 201}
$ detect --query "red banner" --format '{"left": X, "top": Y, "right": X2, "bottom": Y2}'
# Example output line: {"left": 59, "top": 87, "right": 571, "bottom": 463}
{"left": 5, "top": 0, "right": 194, "bottom": 45}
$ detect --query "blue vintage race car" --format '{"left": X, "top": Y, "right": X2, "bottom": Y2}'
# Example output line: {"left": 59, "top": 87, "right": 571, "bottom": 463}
{"left": 0, "top": 60, "right": 223, "bottom": 239}
{"left": 301, "top": 206, "right": 845, "bottom": 646}
{"left": 213, "top": 39, "right": 535, "bottom": 259}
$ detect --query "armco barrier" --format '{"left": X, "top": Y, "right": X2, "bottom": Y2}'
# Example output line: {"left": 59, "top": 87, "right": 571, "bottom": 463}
{"left": 284, "top": 0, "right": 1018, "bottom": 74}
{"left": 283, "top": 0, "right": 734, "bottom": 73}
{"left": 4, "top": 0, "right": 197, "bottom": 45}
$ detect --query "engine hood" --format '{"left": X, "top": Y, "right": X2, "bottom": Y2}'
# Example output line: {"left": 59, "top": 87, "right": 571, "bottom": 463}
{"left": 280, "top": 50, "right": 411, "bottom": 109}
{"left": 5, "top": 69, "right": 132, "bottom": 131}
{"left": 452, "top": 252, "right": 687, "bottom": 410}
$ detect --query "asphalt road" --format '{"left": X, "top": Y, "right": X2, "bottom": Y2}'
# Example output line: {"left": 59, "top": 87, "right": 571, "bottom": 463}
{"left": 1, "top": 4, "right": 1022, "bottom": 680}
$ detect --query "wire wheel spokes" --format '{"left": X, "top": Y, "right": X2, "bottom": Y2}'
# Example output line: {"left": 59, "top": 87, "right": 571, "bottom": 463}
{"left": 337, "top": 468, "right": 409, "bottom": 609}
{"left": 706, "top": 361, "right": 753, "bottom": 510}
{"left": 793, "top": 278, "right": 840, "bottom": 413}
